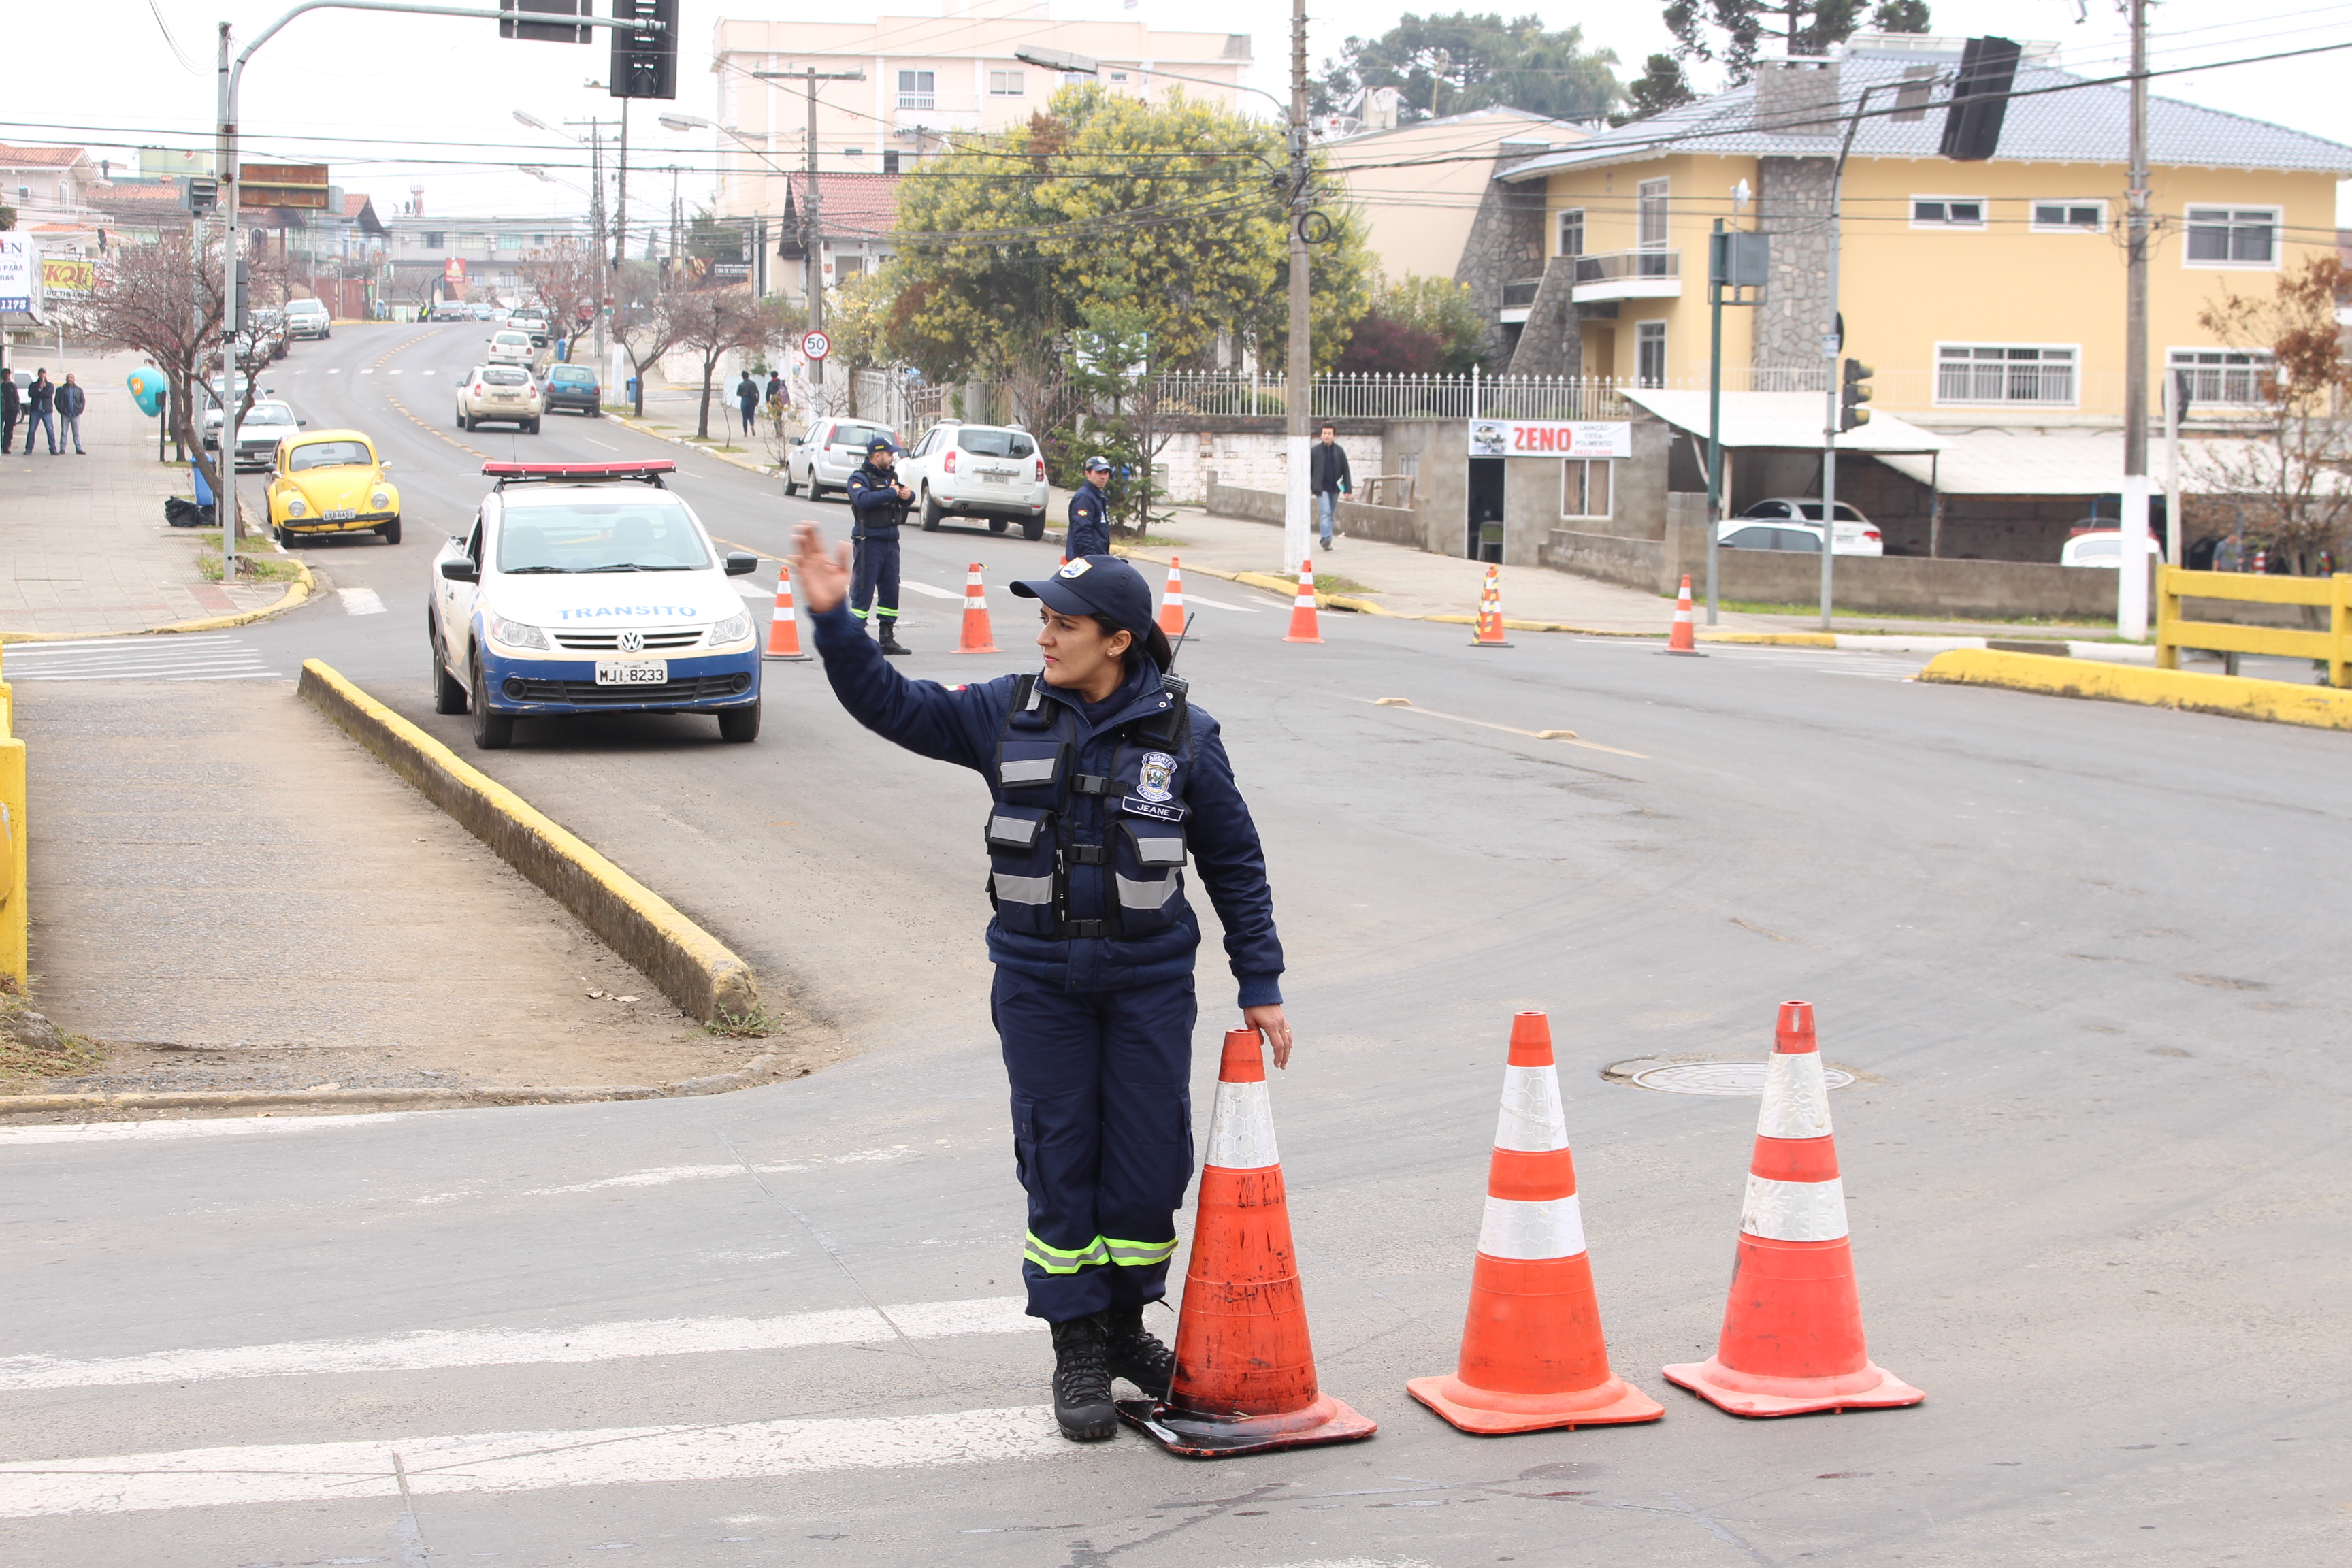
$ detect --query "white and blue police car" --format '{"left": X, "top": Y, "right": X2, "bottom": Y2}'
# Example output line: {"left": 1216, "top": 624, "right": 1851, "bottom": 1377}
{"left": 428, "top": 460, "right": 764, "bottom": 749}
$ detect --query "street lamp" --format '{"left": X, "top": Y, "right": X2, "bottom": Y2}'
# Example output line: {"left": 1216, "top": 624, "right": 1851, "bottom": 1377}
{"left": 1016, "top": 35, "right": 1313, "bottom": 571}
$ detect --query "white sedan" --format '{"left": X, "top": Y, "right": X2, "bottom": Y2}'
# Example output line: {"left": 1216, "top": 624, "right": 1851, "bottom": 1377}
{"left": 455, "top": 365, "right": 544, "bottom": 433}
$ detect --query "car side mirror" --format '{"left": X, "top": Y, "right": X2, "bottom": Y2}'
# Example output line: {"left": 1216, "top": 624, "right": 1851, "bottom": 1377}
{"left": 296, "top": 419, "right": 308, "bottom": 427}
{"left": 379, "top": 460, "right": 391, "bottom": 470}
{"left": 439, "top": 559, "right": 478, "bottom": 583}
{"left": 724, "top": 551, "right": 759, "bottom": 576}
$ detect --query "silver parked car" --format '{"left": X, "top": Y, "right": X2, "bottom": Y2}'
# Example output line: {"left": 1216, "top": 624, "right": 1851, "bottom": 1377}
{"left": 783, "top": 418, "right": 898, "bottom": 502}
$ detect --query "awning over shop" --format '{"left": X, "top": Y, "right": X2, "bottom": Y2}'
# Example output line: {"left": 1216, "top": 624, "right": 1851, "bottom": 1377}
{"left": 1620, "top": 389, "right": 1945, "bottom": 454}
{"left": 1868, "top": 427, "right": 2348, "bottom": 497}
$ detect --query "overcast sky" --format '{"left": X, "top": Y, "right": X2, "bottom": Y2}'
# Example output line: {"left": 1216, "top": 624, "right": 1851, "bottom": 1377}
{"left": 10, "top": 0, "right": 2351, "bottom": 225}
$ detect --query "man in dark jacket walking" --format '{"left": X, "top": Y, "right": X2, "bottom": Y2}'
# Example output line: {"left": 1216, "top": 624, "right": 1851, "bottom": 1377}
{"left": 734, "top": 371, "right": 760, "bottom": 438}
{"left": 1309, "top": 422, "right": 1350, "bottom": 551}
{"left": 1, "top": 370, "right": 19, "bottom": 455}
{"left": 54, "top": 373, "right": 86, "bottom": 455}
{"left": 845, "top": 434, "right": 913, "bottom": 654}
{"left": 22, "top": 370, "right": 58, "bottom": 455}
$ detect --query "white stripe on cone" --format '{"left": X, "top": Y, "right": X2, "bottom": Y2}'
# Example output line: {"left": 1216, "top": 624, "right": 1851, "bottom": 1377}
{"left": 1203, "top": 1079, "right": 1279, "bottom": 1170}
{"left": 1740, "top": 1174, "right": 1849, "bottom": 1242}
{"left": 1477, "top": 1194, "right": 1587, "bottom": 1260}
{"left": 1493, "top": 1065, "right": 1569, "bottom": 1152}
{"left": 1757, "top": 1051, "right": 1835, "bottom": 1140}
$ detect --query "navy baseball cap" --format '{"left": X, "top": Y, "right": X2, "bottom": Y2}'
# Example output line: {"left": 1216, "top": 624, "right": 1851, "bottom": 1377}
{"left": 1083, "top": 454, "right": 1111, "bottom": 473}
{"left": 865, "top": 434, "right": 900, "bottom": 455}
{"left": 1011, "top": 555, "right": 1175, "bottom": 668}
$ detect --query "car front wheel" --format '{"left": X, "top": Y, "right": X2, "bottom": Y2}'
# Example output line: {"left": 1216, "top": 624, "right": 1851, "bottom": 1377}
{"left": 920, "top": 487, "right": 944, "bottom": 529}
{"left": 717, "top": 702, "right": 761, "bottom": 743}
{"left": 469, "top": 655, "right": 513, "bottom": 749}
{"left": 378, "top": 517, "right": 402, "bottom": 546}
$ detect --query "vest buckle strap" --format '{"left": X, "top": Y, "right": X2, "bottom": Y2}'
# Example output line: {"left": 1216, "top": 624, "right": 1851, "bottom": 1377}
{"left": 1064, "top": 844, "right": 1110, "bottom": 866}
{"left": 1058, "top": 919, "right": 1113, "bottom": 939}
{"left": 1071, "top": 774, "right": 1113, "bottom": 795}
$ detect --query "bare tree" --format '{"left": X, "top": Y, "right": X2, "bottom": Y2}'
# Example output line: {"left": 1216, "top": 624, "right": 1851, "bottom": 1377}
{"left": 609, "top": 264, "right": 681, "bottom": 419}
{"left": 668, "top": 286, "right": 779, "bottom": 440}
{"left": 518, "top": 238, "right": 600, "bottom": 361}
{"left": 2195, "top": 256, "right": 2352, "bottom": 574}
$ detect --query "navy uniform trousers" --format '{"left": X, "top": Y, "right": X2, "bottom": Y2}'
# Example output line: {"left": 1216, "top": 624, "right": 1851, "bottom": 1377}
{"left": 993, "top": 968, "right": 1196, "bottom": 1320}
{"left": 850, "top": 530, "right": 901, "bottom": 624}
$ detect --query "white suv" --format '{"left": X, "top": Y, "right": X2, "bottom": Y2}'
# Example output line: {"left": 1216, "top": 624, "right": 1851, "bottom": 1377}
{"left": 283, "top": 299, "right": 331, "bottom": 340}
{"left": 901, "top": 421, "right": 1049, "bottom": 541}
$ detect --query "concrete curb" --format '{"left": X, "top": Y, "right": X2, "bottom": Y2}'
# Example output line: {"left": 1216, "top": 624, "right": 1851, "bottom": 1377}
{"left": 1916, "top": 648, "right": 2352, "bottom": 730}
{"left": 297, "top": 659, "right": 764, "bottom": 1022}
{"left": 0, "top": 1051, "right": 805, "bottom": 1122}
{"left": 604, "top": 412, "right": 779, "bottom": 481}
{"left": 0, "top": 551, "right": 316, "bottom": 644}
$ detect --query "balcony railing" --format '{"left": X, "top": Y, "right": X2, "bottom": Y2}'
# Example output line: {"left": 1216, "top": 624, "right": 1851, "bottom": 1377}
{"left": 897, "top": 94, "right": 934, "bottom": 110}
{"left": 1570, "top": 248, "right": 1681, "bottom": 303}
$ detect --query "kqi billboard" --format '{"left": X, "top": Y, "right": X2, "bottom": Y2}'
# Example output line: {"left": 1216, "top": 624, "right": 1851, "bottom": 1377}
{"left": 40, "top": 257, "right": 95, "bottom": 294}
{"left": 1468, "top": 420, "right": 1633, "bottom": 459}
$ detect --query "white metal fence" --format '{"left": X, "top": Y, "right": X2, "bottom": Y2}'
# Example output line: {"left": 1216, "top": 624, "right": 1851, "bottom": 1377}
{"left": 1147, "top": 372, "right": 1635, "bottom": 422}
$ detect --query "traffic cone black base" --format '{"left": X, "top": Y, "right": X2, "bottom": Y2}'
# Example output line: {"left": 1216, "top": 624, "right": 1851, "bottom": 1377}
{"left": 1115, "top": 1393, "right": 1376, "bottom": 1458}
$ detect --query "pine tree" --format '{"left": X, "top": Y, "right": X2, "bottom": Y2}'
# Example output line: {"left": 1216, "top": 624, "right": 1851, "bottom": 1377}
{"left": 1663, "top": 0, "right": 1930, "bottom": 86}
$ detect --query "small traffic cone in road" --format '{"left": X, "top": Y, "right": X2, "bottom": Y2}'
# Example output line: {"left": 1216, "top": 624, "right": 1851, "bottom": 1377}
{"left": 1158, "top": 557, "right": 1189, "bottom": 638}
{"left": 1116, "top": 1027, "right": 1377, "bottom": 1458}
{"left": 1470, "top": 564, "right": 1514, "bottom": 648}
{"left": 1407, "top": 1012, "right": 1663, "bottom": 1435}
{"left": 957, "top": 563, "right": 1000, "bottom": 654}
{"left": 1664, "top": 574, "right": 1703, "bottom": 655}
{"left": 1282, "top": 559, "right": 1324, "bottom": 644}
{"left": 1661, "top": 1002, "right": 1924, "bottom": 1418}
{"left": 762, "top": 564, "right": 811, "bottom": 662}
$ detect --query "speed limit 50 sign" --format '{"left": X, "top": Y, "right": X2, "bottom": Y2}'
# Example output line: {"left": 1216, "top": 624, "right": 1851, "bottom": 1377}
{"left": 800, "top": 329, "right": 831, "bottom": 361}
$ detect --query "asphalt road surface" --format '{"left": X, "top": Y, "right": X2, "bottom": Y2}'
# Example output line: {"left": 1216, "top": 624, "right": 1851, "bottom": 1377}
{"left": 5, "top": 325, "right": 2345, "bottom": 1567}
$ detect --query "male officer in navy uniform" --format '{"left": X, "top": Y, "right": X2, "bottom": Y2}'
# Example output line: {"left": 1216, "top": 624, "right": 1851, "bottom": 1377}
{"left": 789, "top": 522, "right": 1294, "bottom": 1443}
{"left": 1065, "top": 455, "right": 1113, "bottom": 560}
{"left": 846, "top": 434, "right": 913, "bottom": 654}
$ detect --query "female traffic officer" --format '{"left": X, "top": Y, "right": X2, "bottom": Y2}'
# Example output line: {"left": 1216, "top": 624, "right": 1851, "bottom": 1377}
{"left": 789, "top": 524, "right": 1293, "bottom": 1442}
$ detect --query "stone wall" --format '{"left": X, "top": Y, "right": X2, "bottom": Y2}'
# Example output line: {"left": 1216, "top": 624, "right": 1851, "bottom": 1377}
{"left": 1505, "top": 256, "right": 1582, "bottom": 378}
{"left": 1754, "top": 157, "right": 1834, "bottom": 373}
{"left": 1454, "top": 157, "right": 1548, "bottom": 365}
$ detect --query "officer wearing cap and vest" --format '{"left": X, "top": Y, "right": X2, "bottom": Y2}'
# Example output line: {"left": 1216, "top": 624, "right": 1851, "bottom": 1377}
{"left": 1065, "top": 456, "right": 1113, "bottom": 561}
{"left": 789, "top": 521, "right": 1294, "bottom": 1444}
{"left": 846, "top": 434, "right": 913, "bottom": 655}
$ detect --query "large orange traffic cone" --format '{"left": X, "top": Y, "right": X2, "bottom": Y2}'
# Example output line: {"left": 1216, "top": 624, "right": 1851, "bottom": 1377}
{"left": 1282, "top": 559, "right": 1324, "bottom": 644}
{"left": 1664, "top": 574, "right": 1703, "bottom": 655}
{"left": 1116, "top": 1028, "right": 1377, "bottom": 1458}
{"left": 1470, "top": 564, "right": 1513, "bottom": 648}
{"left": 1662, "top": 1002, "right": 1923, "bottom": 1418}
{"left": 1407, "top": 1013, "right": 1662, "bottom": 1434}
{"left": 957, "top": 563, "right": 1000, "bottom": 654}
{"left": 762, "top": 564, "right": 811, "bottom": 662}
{"left": 1158, "top": 557, "right": 1188, "bottom": 638}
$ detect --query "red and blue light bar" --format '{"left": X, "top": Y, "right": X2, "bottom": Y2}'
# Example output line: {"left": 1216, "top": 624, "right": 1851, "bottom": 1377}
{"left": 481, "top": 460, "right": 676, "bottom": 488}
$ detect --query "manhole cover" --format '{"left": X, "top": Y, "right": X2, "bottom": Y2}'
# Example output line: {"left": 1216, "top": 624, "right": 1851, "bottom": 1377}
{"left": 1614, "top": 1059, "right": 1857, "bottom": 1096}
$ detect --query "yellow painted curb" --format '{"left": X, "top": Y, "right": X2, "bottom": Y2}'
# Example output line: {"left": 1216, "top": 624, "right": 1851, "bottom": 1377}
{"left": 1916, "top": 649, "right": 2352, "bottom": 732}
{"left": 297, "top": 659, "right": 762, "bottom": 1022}
{"left": 1697, "top": 631, "right": 1839, "bottom": 647}
{"left": 605, "top": 413, "right": 779, "bottom": 480}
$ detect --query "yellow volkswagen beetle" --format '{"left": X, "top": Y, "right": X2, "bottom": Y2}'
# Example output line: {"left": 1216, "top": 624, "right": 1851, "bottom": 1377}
{"left": 265, "top": 429, "right": 402, "bottom": 546}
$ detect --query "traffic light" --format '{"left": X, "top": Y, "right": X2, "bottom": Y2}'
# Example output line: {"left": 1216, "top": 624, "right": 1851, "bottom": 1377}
{"left": 1840, "top": 357, "right": 1873, "bottom": 433}
{"left": 610, "top": 0, "right": 677, "bottom": 100}
{"left": 231, "top": 259, "right": 251, "bottom": 332}
{"left": 185, "top": 176, "right": 218, "bottom": 214}
{"left": 1940, "top": 37, "right": 2021, "bottom": 162}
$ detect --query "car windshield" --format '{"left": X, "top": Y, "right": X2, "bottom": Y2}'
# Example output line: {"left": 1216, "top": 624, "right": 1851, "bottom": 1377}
{"left": 958, "top": 428, "right": 1036, "bottom": 458}
{"left": 288, "top": 302, "right": 323, "bottom": 315}
{"left": 548, "top": 367, "right": 593, "bottom": 384}
{"left": 2074, "top": 538, "right": 2121, "bottom": 557}
{"left": 480, "top": 367, "right": 529, "bottom": 387}
{"left": 289, "top": 440, "right": 372, "bottom": 471}
{"left": 495, "top": 333, "right": 529, "bottom": 346}
{"left": 497, "top": 502, "right": 712, "bottom": 573}
{"left": 830, "top": 423, "right": 885, "bottom": 449}
{"left": 243, "top": 405, "right": 295, "bottom": 426}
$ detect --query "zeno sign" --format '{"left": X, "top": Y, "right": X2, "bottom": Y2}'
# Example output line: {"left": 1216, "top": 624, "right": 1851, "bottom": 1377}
{"left": 1468, "top": 419, "right": 1632, "bottom": 459}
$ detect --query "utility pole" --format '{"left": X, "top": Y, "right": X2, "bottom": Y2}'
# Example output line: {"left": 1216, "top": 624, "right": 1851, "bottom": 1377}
{"left": 215, "top": 21, "right": 240, "bottom": 580}
{"left": 752, "top": 67, "right": 862, "bottom": 393}
{"left": 1283, "top": 0, "right": 1311, "bottom": 576}
{"left": 2119, "top": 0, "right": 2154, "bottom": 640}
{"left": 588, "top": 120, "right": 606, "bottom": 386}
{"left": 615, "top": 98, "right": 630, "bottom": 271}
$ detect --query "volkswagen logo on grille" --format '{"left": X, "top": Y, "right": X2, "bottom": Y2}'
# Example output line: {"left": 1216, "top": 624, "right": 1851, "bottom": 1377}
{"left": 617, "top": 631, "right": 644, "bottom": 653}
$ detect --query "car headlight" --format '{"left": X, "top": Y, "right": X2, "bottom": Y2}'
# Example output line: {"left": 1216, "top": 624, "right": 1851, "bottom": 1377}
{"left": 283, "top": 497, "right": 306, "bottom": 517}
{"left": 372, "top": 491, "right": 391, "bottom": 510}
{"left": 710, "top": 612, "right": 753, "bottom": 645}
{"left": 486, "top": 612, "right": 549, "bottom": 650}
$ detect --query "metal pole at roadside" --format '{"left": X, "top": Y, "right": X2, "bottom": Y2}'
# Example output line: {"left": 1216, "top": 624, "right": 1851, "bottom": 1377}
{"left": 216, "top": 22, "right": 240, "bottom": 580}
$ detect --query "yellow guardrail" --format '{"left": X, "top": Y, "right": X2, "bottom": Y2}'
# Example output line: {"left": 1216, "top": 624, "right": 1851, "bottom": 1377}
{"left": 2156, "top": 566, "right": 2351, "bottom": 687}
{"left": 0, "top": 642, "right": 22, "bottom": 989}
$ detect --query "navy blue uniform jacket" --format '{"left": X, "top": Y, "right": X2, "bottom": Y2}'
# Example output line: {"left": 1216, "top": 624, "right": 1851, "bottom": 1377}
{"left": 811, "top": 602, "right": 1284, "bottom": 1008}
{"left": 1066, "top": 480, "right": 1111, "bottom": 559}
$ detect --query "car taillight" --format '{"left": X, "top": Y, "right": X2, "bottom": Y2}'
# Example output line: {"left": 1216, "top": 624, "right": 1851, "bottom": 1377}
{"left": 1035, "top": 458, "right": 1046, "bottom": 481}
{"left": 943, "top": 451, "right": 958, "bottom": 474}
{"left": 1863, "top": 529, "right": 1881, "bottom": 540}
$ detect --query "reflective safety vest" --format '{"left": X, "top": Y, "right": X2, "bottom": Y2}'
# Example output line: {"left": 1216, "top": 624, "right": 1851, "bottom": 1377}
{"left": 984, "top": 672, "right": 1192, "bottom": 941}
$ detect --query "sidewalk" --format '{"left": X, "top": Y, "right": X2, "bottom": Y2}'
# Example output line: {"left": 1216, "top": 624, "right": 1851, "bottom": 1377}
{"left": 0, "top": 349, "right": 296, "bottom": 638}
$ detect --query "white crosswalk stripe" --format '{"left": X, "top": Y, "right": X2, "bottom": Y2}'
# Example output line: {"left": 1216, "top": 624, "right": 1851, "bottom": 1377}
{"left": 0, "top": 634, "right": 279, "bottom": 681}
{"left": 899, "top": 579, "right": 964, "bottom": 600}
{"left": 336, "top": 586, "right": 387, "bottom": 615}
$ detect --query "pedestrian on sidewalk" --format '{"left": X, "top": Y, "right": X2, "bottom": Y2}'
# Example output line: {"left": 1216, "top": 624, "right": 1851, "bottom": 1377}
{"left": 787, "top": 529, "right": 1294, "bottom": 1444}
{"left": 22, "top": 370, "right": 58, "bottom": 455}
{"left": 1310, "top": 421, "right": 1351, "bottom": 552}
{"left": 764, "top": 369, "right": 783, "bottom": 431}
{"left": 735, "top": 370, "right": 760, "bottom": 438}
{"left": 1, "top": 370, "right": 18, "bottom": 455}
{"left": 54, "top": 373, "right": 86, "bottom": 455}
{"left": 1066, "top": 455, "right": 1113, "bottom": 559}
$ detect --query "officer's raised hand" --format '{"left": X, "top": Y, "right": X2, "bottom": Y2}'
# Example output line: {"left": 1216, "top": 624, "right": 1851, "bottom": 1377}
{"left": 791, "top": 521, "right": 851, "bottom": 613}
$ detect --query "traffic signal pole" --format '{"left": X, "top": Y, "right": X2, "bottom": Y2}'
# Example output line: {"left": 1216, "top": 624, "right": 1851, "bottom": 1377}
{"left": 1819, "top": 81, "right": 1887, "bottom": 631}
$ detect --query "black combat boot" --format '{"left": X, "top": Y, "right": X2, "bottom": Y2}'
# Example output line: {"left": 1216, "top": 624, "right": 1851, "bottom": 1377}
{"left": 1049, "top": 1312, "right": 1118, "bottom": 1441}
{"left": 1102, "top": 1302, "right": 1177, "bottom": 1401}
{"left": 877, "top": 619, "right": 910, "bottom": 655}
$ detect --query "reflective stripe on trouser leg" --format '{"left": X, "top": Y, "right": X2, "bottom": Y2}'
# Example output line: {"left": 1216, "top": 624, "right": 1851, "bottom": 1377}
{"left": 992, "top": 967, "right": 1196, "bottom": 1321}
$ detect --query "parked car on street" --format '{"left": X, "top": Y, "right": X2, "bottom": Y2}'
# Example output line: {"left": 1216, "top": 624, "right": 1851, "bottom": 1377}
{"left": 542, "top": 363, "right": 602, "bottom": 416}
{"left": 470, "top": 301, "right": 498, "bottom": 321}
{"left": 264, "top": 429, "right": 399, "bottom": 546}
{"left": 213, "top": 400, "right": 305, "bottom": 470}
{"left": 2060, "top": 529, "right": 2164, "bottom": 568}
{"left": 782, "top": 416, "right": 898, "bottom": 502}
{"left": 899, "top": 419, "right": 1049, "bottom": 540}
{"left": 282, "top": 299, "right": 331, "bottom": 340}
{"left": 430, "top": 301, "right": 469, "bottom": 321}
{"left": 1737, "top": 497, "right": 1884, "bottom": 555}
{"left": 455, "top": 364, "right": 544, "bottom": 433}
{"left": 1718, "top": 519, "right": 1826, "bottom": 553}
{"left": 485, "top": 329, "right": 536, "bottom": 368}
{"left": 427, "top": 459, "right": 764, "bottom": 749}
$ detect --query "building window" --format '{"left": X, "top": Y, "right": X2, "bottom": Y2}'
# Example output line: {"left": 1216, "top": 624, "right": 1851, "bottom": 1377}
{"left": 988, "top": 69, "right": 1025, "bottom": 95}
{"left": 422, "top": 231, "right": 444, "bottom": 247}
{"left": 1936, "top": 343, "right": 2078, "bottom": 406}
{"left": 1637, "top": 179, "right": 1668, "bottom": 248}
{"left": 844, "top": 147, "right": 865, "bottom": 159}
{"left": 897, "top": 69, "right": 934, "bottom": 110}
{"left": 883, "top": 150, "right": 902, "bottom": 174}
{"left": 2185, "top": 207, "right": 2277, "bottom": 267}
{"left": 1912, "top": 197, "right": 1986, "bottom": 228}
{"left": 837, "top": 255, "right": 866, "bottom": 280}
{"left": 2031, "top": 200, "right": 2105, "bottom": 232}
{"left": 1562, "top": 459, "right": 1612, "bottom": 519}
{"left": 1635, "top": 321, "right": 1667, "bottom": 387}
{"left": 1109, "top": 71, "right": 1130, "bottom": 82}
{"left": 2168, "top": 347, "right": 2274, "bottom": 406}
{"left": 1557, "top": 208, "right": 1584, "bottom": 259}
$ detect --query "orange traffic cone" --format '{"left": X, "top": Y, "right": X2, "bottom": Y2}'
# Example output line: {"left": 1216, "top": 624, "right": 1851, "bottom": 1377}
{"left": 1664, "top": 574, "right": 1703, "bottom": 655}
{"left": 762, "top": 564, "right": 811, "bottom": 662}
{"left": 1282, "top": 559, "right": 1324, "bottom": 644}
{"left": 1470, "top": 564, "right": 1513, "bottom": 648}
{"left": 1407, "top": 1012, "right": 1663, "bottom": 1434}
{"left": 1662, "top": 1002, "right": 1923, "bottom": 1418}
{"left": 957, "top": 563, "right": 1000, "bottom": 654}
{"left": 1117, "top": 1028, "right": 1377, "bottom": 1458}
{"left": 1158, "top": 557, "right": 1188, "bottom": 638}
